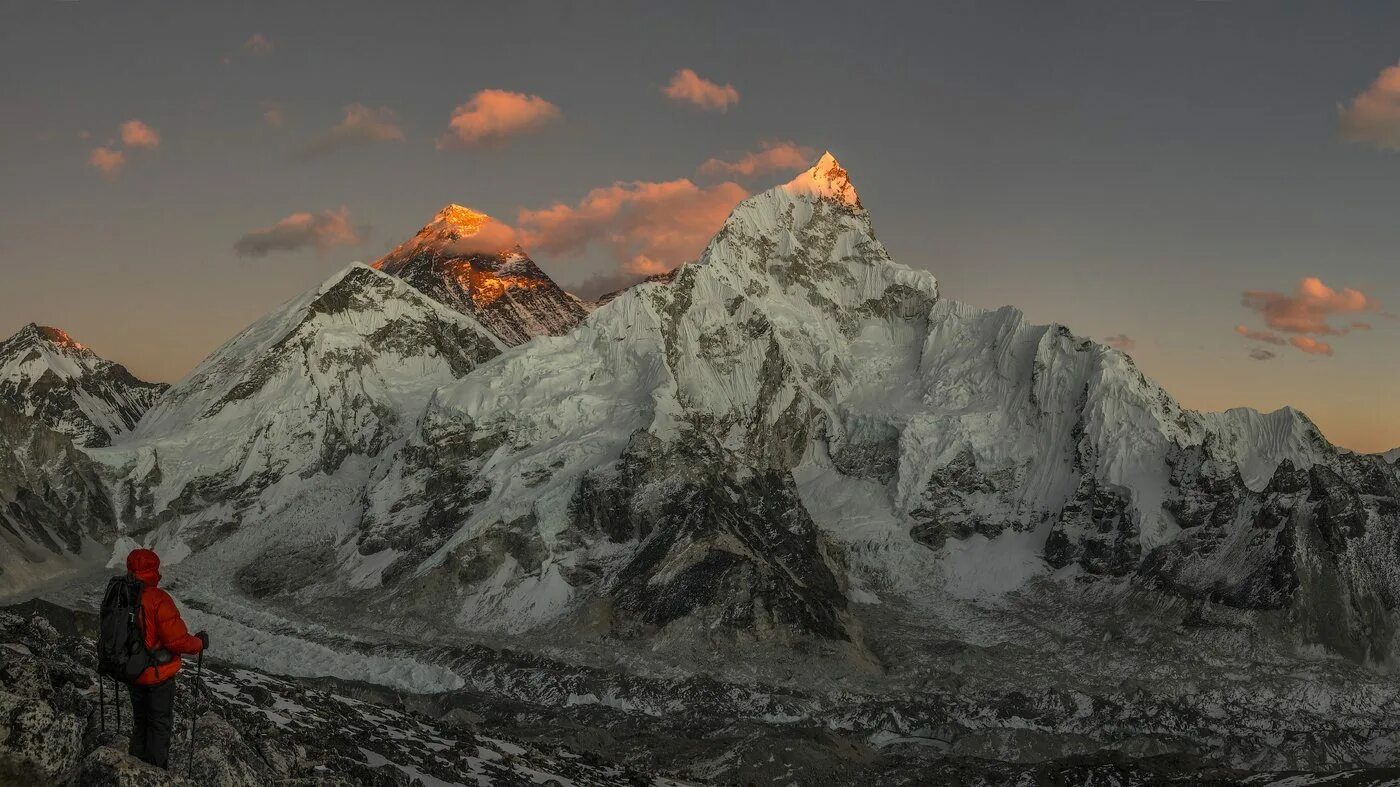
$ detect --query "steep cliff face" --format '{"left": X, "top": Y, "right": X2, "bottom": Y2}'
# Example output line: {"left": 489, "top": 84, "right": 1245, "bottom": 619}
{"left": 0, "top": 406, "right": 116, "bottom": 590}
{"left": 372, "top": 204, "right": 588, "bottom": 345}
{"left": 0, "top": 324, "right": 166, "bottom": 447}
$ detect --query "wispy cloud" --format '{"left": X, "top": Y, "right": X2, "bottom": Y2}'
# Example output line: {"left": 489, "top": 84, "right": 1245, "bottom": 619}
{"left": 1234, "top": 325, "right": 1286, "bottom": 345}
{"left": 1340, "top": 62, "right": 1400, "bottom": 150}
{"left": 233, "top": 207, "right": 364, "bottom": 257}
{"left": 300, "top": 104, "right": 405, "bottom": 160}
{"left": 436, "top": 90, "right": 561, "bottom": 150}
{"left": 88, "top": 146, "right": 125, "bottom": 178}
{"left": 699, "top": 141, "right": 815, "bottom": 178}
{"left": 518, "top": 178, "right": 748, "bottom": 278}
{"left": 120, "top": 119, "right": 160, "bottom": 149}
{"left": 1103, "top": 334, "right": 1136, "bottom": 351}
{"left": 244, "top": 33, "right": 273, "bottom": 56}
{"left": 662, "top": 69, "right": 739, "bottom": 112}
{"left": 1289, "top": 336, "right": 1334, "bottom": 356}
{"left": 1249, "top": 348, "right": 1277, "bottom": 361}
{"left": 262, "top": 104, "right": 285, "bottom": 128}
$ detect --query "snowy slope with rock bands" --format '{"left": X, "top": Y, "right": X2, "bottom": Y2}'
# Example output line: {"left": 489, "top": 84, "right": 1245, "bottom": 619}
{"left": 94, "top": 263, "right": 505, "bottom": 556}
{"left": 0, "top": 323, "right": 166, "bottom": 447}
{"left": 372, "top": 204, "right": 589, "bottom": 345}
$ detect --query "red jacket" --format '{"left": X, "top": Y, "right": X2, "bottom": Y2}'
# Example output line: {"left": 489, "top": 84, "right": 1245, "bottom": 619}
{"left": 126, "top": 549, "right": 204, "bottom": 685}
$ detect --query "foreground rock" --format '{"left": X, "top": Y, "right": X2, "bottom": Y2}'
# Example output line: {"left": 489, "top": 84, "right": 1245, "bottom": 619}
{"left": 0, "top": 606, "right": 671, "bottom": 785}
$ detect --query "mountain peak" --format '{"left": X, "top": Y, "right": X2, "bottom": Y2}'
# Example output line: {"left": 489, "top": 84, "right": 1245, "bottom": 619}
{"left": 784, "top": 151, "right": 861, "bottom": 209}
{"left": 7, "top": 323, "right": 87, "bottom": 353}
{"left": 431, "top": 204, "right": 493, "bottom": 232}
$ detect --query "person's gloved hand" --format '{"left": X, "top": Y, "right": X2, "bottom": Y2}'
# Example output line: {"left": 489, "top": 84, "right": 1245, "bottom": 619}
{"left": 195, "top": 631, "right": 210, "bottom": 651}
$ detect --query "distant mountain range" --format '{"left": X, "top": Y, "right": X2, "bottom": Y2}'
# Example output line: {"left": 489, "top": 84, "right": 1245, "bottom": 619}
{"left": 5, "top": 153, "right": 1400, "bottom": 782}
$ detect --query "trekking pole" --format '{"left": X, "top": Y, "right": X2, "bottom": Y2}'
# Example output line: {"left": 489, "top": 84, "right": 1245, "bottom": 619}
{"left": 187, "top": 651, "right": 203, "bottom": 779}
{"left": 99, "top": 674, "right": 105, "bottom": 733}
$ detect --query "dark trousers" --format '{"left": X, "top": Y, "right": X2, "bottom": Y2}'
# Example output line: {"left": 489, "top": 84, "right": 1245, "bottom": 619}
{"left": 126, "top": 678, "right": 176, "bottom": 768}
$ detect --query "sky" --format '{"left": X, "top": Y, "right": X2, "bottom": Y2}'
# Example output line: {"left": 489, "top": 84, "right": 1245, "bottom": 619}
{"left": 1, "top": 1, "right": 1398, "bottom": 452}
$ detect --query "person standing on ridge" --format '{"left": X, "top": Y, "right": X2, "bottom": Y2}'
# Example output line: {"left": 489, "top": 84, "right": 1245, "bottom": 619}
{"left": 120, "top": 548, "right": 209, "bottom": 769}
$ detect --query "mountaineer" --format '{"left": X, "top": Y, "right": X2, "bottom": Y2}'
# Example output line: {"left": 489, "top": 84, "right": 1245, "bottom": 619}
{"left": 97, "top": 548, "right": 209, "bottom": 769}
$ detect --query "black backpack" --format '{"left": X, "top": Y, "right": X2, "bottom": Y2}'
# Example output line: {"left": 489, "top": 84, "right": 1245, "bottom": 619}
{"left": 96, "top": 575, "right": 156, "bottom": 684}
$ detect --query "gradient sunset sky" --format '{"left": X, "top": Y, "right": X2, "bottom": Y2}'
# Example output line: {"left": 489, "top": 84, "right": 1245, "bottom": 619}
{"left": 2, "top": 1, "right": 1398, "bottom": 452}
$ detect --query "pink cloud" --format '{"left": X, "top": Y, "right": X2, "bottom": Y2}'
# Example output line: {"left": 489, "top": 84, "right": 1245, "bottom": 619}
{"left": 88, "top": 146, "right": 126, "bottom": 177}
{"left": 518, "top": 178, "right": 748, "bottom": 275}
{"left": 662, "top": 69, "right": 739, "bottom": 112}
{"left": 244, "top": 33, "right": 273, "bottom": 56}
{"left": 301, "top": 104, "right": 405, "bottom": 159}
{"left": 1234, "top": 324, "right": 1286, "bottom": 345}
{"left": 436, "top": 90, "right": 561, "bottom": 150}
{"left": 1289, "top": 336, "right": 1334, "bottom": 356}
{"left": 442, "top": 218, "right": 523, "bottom": 257}
{"left": 233, "top": 207, "right": 363, "bottom": 257}
{"left": 1340, "top": 62, "right": 1400, "bottom": 150}
{"left": 699, "top": 141, "right": 815, "bottom": 178}
{"left": 120, "top": 119, "right": 160, "bottom": 149}
{"left": 1240, "top": 277, "right": 1380, "bottom": 335}
{"left": 1103, "top": 334, "right": 1136, "bottom": 351}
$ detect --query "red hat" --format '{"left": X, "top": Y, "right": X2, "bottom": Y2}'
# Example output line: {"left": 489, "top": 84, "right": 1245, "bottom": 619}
{"left": 126, "top": 548, "right": 161, "bottom": 586}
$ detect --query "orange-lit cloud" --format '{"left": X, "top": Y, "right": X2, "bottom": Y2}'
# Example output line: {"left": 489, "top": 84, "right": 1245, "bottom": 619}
{"left": 233, "top": 207, "right": 363, "bottom": 257}
{"left": 263, "top": 105, "right": 285, "bottom": 128}
{"left": 1103, "top": 333, "right": 1136, "bottom": 351}
{"left": 244, "top": 33, "right": 273, "bottom": 56}
{"left": 1340, "top": 62, "right": 1400, "bottom": 150}
{"left": 1234, "top": 324, "right": 1286, "bottom": 345}
{"left": 88, "top": 146, "right": 125, "bottom": 178}
{"left": 301, "top": 104, "right": 405, "bottom": 160}
{"left": 120, "top": 120, "right": 160, "bottom": 149}
{"left": 442, "top": 218, "right": 523, "bottom": 256}
{"left": 518, "top": 178, "right": 748, "bottom": 276}
{"left": 436, "top": 90, "right": 561, "bottom": 149}
{"left": 1241, "top": 277, "right": 1380, "bottom": 335}
{"left": 699, "top": 141, "right": 815, "bottom": 178}
{"left": 662, "top": 69, "right": 739, "bottom": 112}
{"left": 1289, "top": 336, "right": 1334, "bottom": 356}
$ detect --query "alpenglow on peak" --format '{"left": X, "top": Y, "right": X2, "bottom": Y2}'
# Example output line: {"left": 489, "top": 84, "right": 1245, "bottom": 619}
{"left": 783, "top": 151, "right": 861, "bottom": 209}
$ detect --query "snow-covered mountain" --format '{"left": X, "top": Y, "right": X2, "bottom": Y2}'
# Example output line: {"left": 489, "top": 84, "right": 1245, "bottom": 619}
{"left": 101, "top": 263, "right": 504, "bottom": 551}
{"left": 372, "top": 204, "right": 589, "bottom": 345}
{"left": 0, "top": 323, "right": 166, "bottom": 447}
{"left": 335, "top": 153, "right": 1400, "bottom": 663}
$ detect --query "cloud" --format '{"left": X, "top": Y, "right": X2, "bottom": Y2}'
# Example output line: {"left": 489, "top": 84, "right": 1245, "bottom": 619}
{"left": 1289, "top": 336, "right": 1334, "bottom": 356}
{"left": 441, "top": 217, "right": 522, "bottom": 256}
{"left": 1240, "top": 277, "right": 1380, "bottom": 335}
{"left": 1249, "top": 348, "right": 1277, "bottom": 361}
{"left": 1103, "top": 334, "right": 1136, "bottom": 351}
{"left": 1339, "top": 62, "right": 1400, "bottom": 150}
{"left": 436, "top": 90, "right": 561, "bottom": 149}
{"left": 662, "top": 69, "right": 740, "bottom": 112}
{"left": 120, "top": 119, "right": 160, "bottom": 149}
{"left": 699, "top": 141, "right": 815, "bottom": 178}
{"left": 262, "top": 105, "right": 285, "bottom": 128}
{"left": 300, "top": 104, "right": 405, "bottom": 160}
{"left": 518, "top": 179, "right": 748, "bottom": 277}
{"left": 244, "top": 33, "right": 273, "bottom": 56}
{"left": 233, "top": 207, "right": 363, "bottom": 257}
{"left": 1234, "top": 325, "right": 1286, "bottom": 345}
{"left": 88, "top": 146, "right": 125, "bottom": 177}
